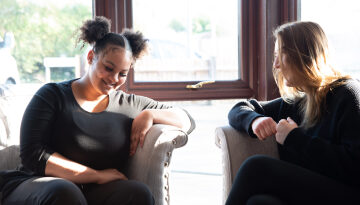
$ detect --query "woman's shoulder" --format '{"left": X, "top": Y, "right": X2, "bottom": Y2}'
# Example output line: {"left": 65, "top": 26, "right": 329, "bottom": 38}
{"left": 112, "top": 90, "right": 154, "bottom": 103}
{"left": 33, "top": 79, "right": 75, "bottom": 103}
{"left": 111, "top": 90, "right": 170, "bottom": 109}
{"left": 38, "top": 79, "right": 73, "bottom": 91}
{"left": 332, "top": 78, "right": 360, "bottom": 93}
{"left": 329, "top": 78, "right": 360, "bottom": 102}
{"left": 343, "top": 78, "right": 360, "bottom": 90}
{"left": 111, "top": 90, "right": 134, "bottom": 103}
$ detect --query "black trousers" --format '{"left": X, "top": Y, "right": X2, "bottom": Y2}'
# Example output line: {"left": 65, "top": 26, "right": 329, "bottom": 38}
{"left": 226, "top": 155, "right": 360, "bottom": 205}
{"left": 2, "top": 177, "right": 154, "bottom": 205}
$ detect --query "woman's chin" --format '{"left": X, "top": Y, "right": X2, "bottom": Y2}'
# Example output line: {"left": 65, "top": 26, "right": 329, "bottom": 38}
{"left": 104, "top": 89, "right": 115, "bottom": 95}
{"left": 98, "top": 86, "right": 113, "bottom": 95}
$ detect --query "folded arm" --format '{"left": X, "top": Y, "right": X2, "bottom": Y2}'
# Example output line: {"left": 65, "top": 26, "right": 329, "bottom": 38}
{"left": 130, "top": 108, "right": 192, "bottom": 156}
{"left": 46, "top": 152, "right": 127, "bottom": 184}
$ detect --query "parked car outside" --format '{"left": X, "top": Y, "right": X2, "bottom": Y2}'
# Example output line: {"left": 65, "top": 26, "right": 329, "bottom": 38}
{"left": 0, "top": 32, "right": 20, "bottom": 85}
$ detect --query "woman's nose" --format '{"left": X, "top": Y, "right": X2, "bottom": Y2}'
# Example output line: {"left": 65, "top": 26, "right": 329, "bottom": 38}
{"left": 109, "top": 73, "right": 119, "bottom": 83}
{"left": 273, "top": 55, "right": 280, "bottom": 69}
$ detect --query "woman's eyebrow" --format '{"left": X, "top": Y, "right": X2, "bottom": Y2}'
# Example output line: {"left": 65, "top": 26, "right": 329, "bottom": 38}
{"left": 104, "top": 60, "right": 115, "bottom": 67}
{"left": 104, "top": 60, "right": 129, "bottom": 72}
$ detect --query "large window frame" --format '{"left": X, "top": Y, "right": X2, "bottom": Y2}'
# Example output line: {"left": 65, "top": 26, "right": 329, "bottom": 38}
{"left": 94, "top": 0, "right": 299, "bottom": 101}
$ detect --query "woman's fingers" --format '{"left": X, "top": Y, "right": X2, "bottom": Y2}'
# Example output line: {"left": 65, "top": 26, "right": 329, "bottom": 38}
{"left": 129, "top": 134, "right": 139, "bottom": 156}
{"left": 130, "top": 127, "right": 141, "bottom": 156}
{"left": 253, "top": 117, "right": 277, "bottom": 140}
{"left": 138, "top": 131, "right": 146, "bottom": 148}
{"left": 118, "top": 171, "right": 128, "bottom": 180}
{"left": 130, "top": 111, "right": 153, "bottom": 156}
{"left": 255, "top": 129, "right": 265, "bottom": 140}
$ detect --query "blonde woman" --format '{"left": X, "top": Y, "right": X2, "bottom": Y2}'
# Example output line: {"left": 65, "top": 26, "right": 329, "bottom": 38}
{"left": 227, "top": 21, "right": 360, "bottom": 204}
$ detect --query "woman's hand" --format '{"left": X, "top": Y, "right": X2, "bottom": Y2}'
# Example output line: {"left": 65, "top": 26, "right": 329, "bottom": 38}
{"left": 130, "top": 110, "right": 153, "bottom": 156}
{"left": 96, "top": 169, "right": 128, "bottom": 184}
{"left": 275, "top": 117, "right": 298, "bottom": 145}
{"left": 46, "top": 152, "right": 127, "bottom": 184}
{"left": 130, "top": 108, "right": 190, "bottom": 156}
{"left": 251, "top": 117, "right": 277, "bottom": 140}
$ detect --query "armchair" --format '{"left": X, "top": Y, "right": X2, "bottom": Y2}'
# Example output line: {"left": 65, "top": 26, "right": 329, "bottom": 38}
{"left": 215, "top": 125, "right": 279, "bottom": 204}
{"left": 0, "top": 125, "right": 188, "bottom": 205}
{"left": 0, "top": 85, "right": 192, "bottom": 205}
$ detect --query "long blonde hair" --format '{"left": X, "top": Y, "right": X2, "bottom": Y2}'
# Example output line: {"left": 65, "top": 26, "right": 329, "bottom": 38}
{"left": 273, "top": 21, "right": 350, "bottom": 128}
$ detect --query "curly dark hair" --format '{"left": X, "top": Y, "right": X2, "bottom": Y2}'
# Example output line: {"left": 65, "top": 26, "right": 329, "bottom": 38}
{"left": 78, "top": 16, "right": 148, "bottom": 60}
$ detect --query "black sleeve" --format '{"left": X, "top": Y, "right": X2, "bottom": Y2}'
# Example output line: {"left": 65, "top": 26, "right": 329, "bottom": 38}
{"left": 19, "top": 84, "right": 60, "bottom": 176}
{"left": 284, "top": 83, "right": 360, "bottom": 186}
{"left": 228, "top": 98, "right": 284, "bottom": 137}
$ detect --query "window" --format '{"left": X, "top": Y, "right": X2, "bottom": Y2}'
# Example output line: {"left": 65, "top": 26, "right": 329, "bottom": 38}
{"left": 94, "top": 0, "right": 297, "bottom": 101}
{"left": 127, "top": 0, "right": 246, "bottom": 100}
{"left": 0, "top": 0, "right": 92, "bottom": 84}
{"left": 301, "top": 0, "right": 360, "bottom": 79}
{"left": 132, "top": 0, "right": 239, "bottom": 82}
{"left": 95, "top": 0, "right": 274, "bottom": 101}
{"left": 0, "top": 0, "right": 92, "bottom": 145}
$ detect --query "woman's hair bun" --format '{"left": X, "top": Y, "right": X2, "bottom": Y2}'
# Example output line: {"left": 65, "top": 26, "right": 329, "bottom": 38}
{"left": 79, "top": 16, "right": 111, "bottom": 45}
{"left": 122, "top": 29, "right": 149, "bottom": 60}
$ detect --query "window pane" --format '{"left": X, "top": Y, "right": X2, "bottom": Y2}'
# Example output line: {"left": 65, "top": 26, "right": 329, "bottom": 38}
{"left": 133, "top": 0, "right": 240, "bottom": 82}
{"left": 0, "top": 0, "right": 92, "bottom": 84}
{"left": 0, "top": 0, "right": 92, "bottom": 146}
{"left": 301, "top": 0, "right": 360, "bottom": 79}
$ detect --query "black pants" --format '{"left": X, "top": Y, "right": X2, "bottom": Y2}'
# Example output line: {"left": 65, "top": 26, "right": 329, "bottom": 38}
{"left": 2, "top": 177, "right": 154, "bottom": 205}
{"left": 226, "top": 155, "right": 360, "bottom": 205}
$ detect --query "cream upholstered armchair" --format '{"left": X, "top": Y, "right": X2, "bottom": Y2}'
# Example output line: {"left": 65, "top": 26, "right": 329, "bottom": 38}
{"left": 215, "top": 125, "right": 279, "bottom": 204}
{"left": 0, "top": 125, "right": 189, "bottom": 205}
{"left": 125, "top": 124, "right": 190, "bottom": 205}
{"left": 0, "top": 85, "right": 193, "bottom": 205}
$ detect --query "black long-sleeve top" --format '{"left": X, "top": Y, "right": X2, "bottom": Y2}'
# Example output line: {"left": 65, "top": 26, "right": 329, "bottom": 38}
{"left": 20, "top": 80, "right": 169, "bottom": 175}
{"left": 228, "top": 79, "right": 360, "bottom": 188}
{"left": 18, "top": 79, "right": 194, "bottom": 175}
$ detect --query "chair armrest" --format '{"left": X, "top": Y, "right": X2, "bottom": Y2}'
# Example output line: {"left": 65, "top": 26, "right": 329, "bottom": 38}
{"left": 0, "top": 145, "right": 20, "bottom": 205}
{"left": 215, "top": 125, "right": 279, "bottom": 204}
{"left": 0, "top": 145, "right": 20, "bottom": 171}
{"left": 125, "top": 124, "right": 189, "bottom": 205}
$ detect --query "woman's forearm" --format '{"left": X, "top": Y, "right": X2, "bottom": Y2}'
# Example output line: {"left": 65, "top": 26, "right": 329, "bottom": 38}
{"left": 148, "top": 108, "right": 191, "bottom": 131}
{"left": 45, "top": 152, "right": 100, "bottom": 184}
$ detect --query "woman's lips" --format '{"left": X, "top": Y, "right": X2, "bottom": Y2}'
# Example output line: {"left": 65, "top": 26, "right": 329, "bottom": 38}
{"left": 102, "top": 80, "right": 115, "bottom": 89}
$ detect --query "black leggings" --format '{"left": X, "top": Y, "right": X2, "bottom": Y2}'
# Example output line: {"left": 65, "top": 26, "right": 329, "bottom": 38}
{"left": 2, "top": 177, "right": 154, "bottom": 205}
{"left": 226, "top": 155, "right": 360, "bottom": 205}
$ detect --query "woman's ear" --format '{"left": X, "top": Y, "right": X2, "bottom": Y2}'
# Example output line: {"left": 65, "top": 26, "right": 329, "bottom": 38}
{"left": 87, "top": 50, "right": 94, "bottom": 64}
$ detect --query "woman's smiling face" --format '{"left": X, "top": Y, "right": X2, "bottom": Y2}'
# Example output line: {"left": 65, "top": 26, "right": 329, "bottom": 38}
{"left": 88, "top": 46, "right": 132, "bottom": 96}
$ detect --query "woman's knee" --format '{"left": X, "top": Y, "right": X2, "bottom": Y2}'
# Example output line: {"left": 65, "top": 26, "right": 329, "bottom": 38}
{"left": 226, "top": 156, "right": 281, "bottom": 205}
{"left": 238, "top": 155, "right": 276, "bottom": 178}
{"left": 232, "top": 155, "right": 280, "bottom": 192}
{"left": 125, "top": 180, "right": 154, "bottom": 205}
{"left": 3, "top": 177, "right": 87, "bottom": 205}
{"left": 100, "top": 180, "right": 154, "bottom": 205}
{"left": 38, "top": 178, "right": 87, "bottom": 205}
